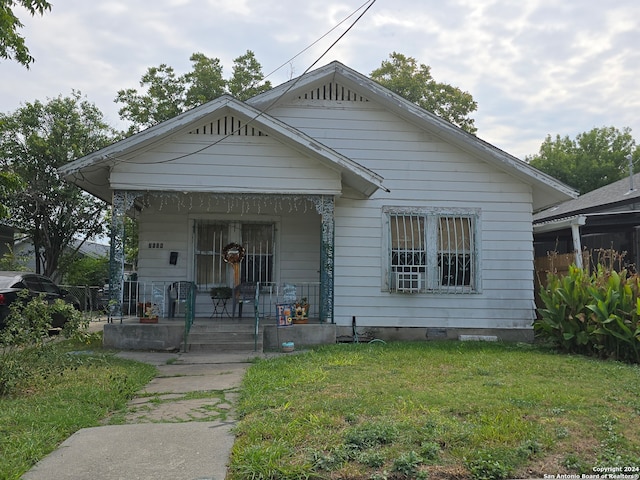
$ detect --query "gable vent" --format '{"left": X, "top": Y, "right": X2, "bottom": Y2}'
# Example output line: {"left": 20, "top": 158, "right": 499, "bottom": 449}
{"left": 298, "top": 82, "right": 369, "bottom": 102}
{"left": 188, "top": 116, "right": 267, "bottom": 136}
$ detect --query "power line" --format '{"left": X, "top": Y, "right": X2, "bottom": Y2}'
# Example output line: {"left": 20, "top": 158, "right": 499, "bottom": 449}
{"left": 101, "top": 0, "right": 377, "bottom": 168}
{"left": 262, "top": 0, "right": 376, "bottom": 82}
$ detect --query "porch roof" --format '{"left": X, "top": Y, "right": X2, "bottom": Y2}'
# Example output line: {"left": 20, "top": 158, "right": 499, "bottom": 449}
{"left": 60, "top": 95, "right": 386, "bottom": 203}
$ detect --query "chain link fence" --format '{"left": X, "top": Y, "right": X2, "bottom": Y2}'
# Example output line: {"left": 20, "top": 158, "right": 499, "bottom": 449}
{"left": 59, "top": 285, "right": 108, "bottom": 320}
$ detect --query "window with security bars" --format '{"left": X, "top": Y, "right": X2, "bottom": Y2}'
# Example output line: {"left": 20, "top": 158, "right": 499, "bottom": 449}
{"left": 387, "top": 210, "right": 477, "bottom": 293}
{"left": 390, "top": 215, "right": 426, "bottom": 292}
{"left": 195, "top": 221, "right": 274, "bottom": 289}
{"left": 240, "top": 224, "right": 274, "bottom": 284}
{"left": 195, "top": 222, "right": 228, "bottom": 289}
{"left": 437, "top": 216, "right": 474, "bottom": 288}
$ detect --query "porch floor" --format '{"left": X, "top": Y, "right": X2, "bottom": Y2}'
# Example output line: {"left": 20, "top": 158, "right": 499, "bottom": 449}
{"left": 107, "top": 315, "right": 279, "bottom": 326}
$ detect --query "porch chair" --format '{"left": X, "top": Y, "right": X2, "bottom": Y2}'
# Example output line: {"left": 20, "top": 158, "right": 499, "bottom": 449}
{"left": 168, "top": 281, "right": 191, "bottom": 318}
{"left": 232, "top": 282, "right": 257, "bottom": 319}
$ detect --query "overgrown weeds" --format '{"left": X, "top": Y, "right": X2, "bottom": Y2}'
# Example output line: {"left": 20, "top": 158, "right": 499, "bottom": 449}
{"left": 0, "top": 291, "right": 95, "bottom": 395}
{"left": 229, "top": 342, "right": 640, "bottom": 480}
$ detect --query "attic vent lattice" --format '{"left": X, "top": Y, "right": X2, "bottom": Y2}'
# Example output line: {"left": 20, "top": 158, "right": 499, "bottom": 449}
{"left": 298, "top": 82, "right": 369, "bottom": 102}
{"left": 188, "top": 115, "right": 267, "bottom": 136}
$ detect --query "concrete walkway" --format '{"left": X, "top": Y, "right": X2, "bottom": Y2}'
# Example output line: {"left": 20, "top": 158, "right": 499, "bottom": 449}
{"left": 21, "top": 349, "right": 277, "bottom": 480}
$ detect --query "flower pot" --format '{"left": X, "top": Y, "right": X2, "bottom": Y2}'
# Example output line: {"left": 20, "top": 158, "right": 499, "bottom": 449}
{"left": 139, "top": 316, "right": 158, "bottom": 324}
{"left": 293, "top": 302, "right": 309, "bottom": 323}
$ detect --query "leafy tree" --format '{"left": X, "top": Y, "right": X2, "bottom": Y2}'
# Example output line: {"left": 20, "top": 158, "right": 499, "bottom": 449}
{"left": 0, "top": 92, "right": 116, "bottom": 277}
{"left": 371, "top": 52, "right": 478, "bottom": 134}
{"left": 0, "top": 245, "right": 29, "bottom": 271}
{"left": 0, "top": 0, "right": 51, "bottom": 67}
{"left": 527, "top": 127, "right": 638, "bottom": 194}
{"left": 227, "top": 50, "right": 272, "bottom": 100}
{"left": 0, "top": 170, "right": 23, "bottom": 218}
{"left": 184, "top": 52, "right": 226, "bottom": 107}
{"left": 60, "top": 254, "right": 109, "bottom": 286}
{"left": 115, "top": 50, "right": 271, "bottom": 134}
{"left": 115, "top": 63, "right": 187, "bottom": 133}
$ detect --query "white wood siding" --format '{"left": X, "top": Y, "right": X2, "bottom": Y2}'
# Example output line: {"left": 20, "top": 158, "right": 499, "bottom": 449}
{"left": 268, "top": 100, "right": 536, "bottom": 330}
{"left": 110, "top": 133, "right": 342, "bottom": 195}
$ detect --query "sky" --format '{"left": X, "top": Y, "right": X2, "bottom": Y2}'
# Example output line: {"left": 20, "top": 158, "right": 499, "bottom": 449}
{"left": 1, "top": 0, "right": 639, "bottom": 160}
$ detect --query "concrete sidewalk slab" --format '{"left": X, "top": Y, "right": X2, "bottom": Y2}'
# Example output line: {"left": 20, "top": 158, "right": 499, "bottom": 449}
{"left": 21, "top": 422, "right": 233, "bottom": 480}
{"left": 21, "top": 350, "right": 278, "bottom": 480}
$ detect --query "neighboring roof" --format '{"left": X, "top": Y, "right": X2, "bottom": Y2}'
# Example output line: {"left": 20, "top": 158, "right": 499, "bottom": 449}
{"left": 534, "top": 172, "right": 640, "bottom": 223}
{"left": 60, "top": 95, "right": 386, "bottom": 202}
{"left": 248, "top": 61, "right": 578, "bottom": 212}
{"left": 72, "top": 239, "right": 110, "bottom": 259}
{"left": 15, "top": 237, "right": 109, "bottom": 258}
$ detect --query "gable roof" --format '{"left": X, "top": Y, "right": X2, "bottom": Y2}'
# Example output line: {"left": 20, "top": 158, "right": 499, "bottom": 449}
{"left": 534, "top": 172, "right": 640, "bottom": 223}
{"left": 247, "top": 61, "right": 578, "bottom": 212}
{"left": 60, "top": 95, "right": 386, "bottom": 202}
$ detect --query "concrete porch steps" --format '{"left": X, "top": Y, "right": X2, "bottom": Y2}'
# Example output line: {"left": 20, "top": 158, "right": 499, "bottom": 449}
{"left": 186, "top": 320, "right": 263, "bottom": 352}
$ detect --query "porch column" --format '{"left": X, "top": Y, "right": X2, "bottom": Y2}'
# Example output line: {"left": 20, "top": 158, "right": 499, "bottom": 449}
{"left": 109, "top": 190, "right": 142, "bottom": 321}
{"left": 313, "top": 195, "right": 335, "bottom": 323}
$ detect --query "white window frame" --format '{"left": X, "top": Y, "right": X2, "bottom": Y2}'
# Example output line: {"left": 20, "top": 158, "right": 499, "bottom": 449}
{"left": 382, "top": 207, "right": 480, "bottom": 294}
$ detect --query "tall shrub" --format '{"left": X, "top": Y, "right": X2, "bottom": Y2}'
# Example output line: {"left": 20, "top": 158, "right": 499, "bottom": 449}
{"left": 535, "top": 264, "right": 640, "bottom": 363}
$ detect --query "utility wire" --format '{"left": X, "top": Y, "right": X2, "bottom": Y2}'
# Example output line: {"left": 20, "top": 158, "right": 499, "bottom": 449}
{"left": 103, "top": 0, "right": 377, "bottom": 167}
{"left": 261, "top": 0, "right": 375, "bottom": 82}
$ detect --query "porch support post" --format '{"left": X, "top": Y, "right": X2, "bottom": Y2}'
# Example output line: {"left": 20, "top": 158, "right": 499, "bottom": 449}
{"left": 109, "top": 190, "right": 142, "bottom": 321}
{"left": 313, "top": 195, "right": 335, "bottom": 323}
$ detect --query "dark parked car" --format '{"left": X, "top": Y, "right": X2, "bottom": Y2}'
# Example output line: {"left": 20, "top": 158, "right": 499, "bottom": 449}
{"left": 0, "top": 271, "right": 81, "bottom": 330}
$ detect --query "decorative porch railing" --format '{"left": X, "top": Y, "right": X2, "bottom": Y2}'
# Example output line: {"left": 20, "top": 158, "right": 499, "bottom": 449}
{"left": 107, "top": 280, "right": 197, "bottom": 320}
{"left": 254, "top": 282, "right": 320, "bottom": 319}
{"left": 108, "top": 280, "right": 320, "bottom": 321}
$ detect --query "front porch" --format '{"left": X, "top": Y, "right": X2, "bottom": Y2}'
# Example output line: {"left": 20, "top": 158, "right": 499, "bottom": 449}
{"left": 103, "top": 280, "right": 336, "bottom": 352}
{"left": 108, "top": 191, "right": 336, "bottom": 322}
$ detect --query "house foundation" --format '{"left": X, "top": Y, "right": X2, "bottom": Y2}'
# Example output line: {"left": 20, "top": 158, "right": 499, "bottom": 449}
{"left": 263, "top": 324, "right": 337, "bottom": 350}
{"left": 334, "top": 326, "right": 535, "bottom": 343}
{"left": 101, "top": 320, "right": 534, "bottom": 353}
{"left": 103, "top": 322, "right": 184, "bottom": 351}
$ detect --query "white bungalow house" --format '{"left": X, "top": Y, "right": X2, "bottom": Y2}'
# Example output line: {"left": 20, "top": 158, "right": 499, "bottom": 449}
{"left": 60, "top": 61, "right": 576, "bottom": 349}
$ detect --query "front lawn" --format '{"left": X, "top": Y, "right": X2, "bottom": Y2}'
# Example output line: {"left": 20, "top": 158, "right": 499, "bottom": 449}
{"left": 231, "top": 342, "right": 640, "bottom": 479}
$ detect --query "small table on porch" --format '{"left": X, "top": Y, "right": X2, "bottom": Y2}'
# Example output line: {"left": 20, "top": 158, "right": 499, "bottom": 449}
{"left": 210, "top": 296, "right": 231, "bottom": 318}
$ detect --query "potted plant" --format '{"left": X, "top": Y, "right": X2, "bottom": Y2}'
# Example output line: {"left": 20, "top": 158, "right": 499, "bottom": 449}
{"left": 139, "top": 303, "right": 159, "bottom": 323}
{"left": 293, "top": 297, "right": 309, "bottom": 324}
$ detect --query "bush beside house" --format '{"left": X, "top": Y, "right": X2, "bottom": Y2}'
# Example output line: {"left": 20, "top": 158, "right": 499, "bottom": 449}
{"left": 535, "top": 264, "right": 640, "bottom": 363}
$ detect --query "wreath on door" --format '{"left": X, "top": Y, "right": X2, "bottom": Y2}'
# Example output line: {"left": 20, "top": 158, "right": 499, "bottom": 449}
{"left": 222, "top": 242, "right": 245, "bottom": 264}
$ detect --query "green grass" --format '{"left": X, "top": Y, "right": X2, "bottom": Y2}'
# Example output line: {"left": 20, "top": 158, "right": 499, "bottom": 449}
{"left": 0, "top": 337, "right": 157, "bottom": 480}
{"left": 230, "top": 342, "right": 640, "bottom": 480}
